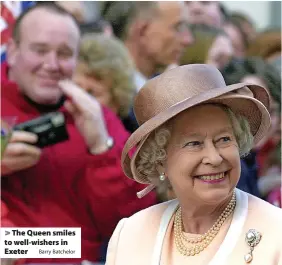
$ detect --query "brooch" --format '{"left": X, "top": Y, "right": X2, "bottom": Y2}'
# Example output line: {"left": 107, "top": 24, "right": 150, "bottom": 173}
{"left": 244, "top": 229, "right": 262, "bottom": 263}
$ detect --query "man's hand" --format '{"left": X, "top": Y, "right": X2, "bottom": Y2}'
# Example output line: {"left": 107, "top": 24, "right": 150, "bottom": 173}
{"left": 59, "top": 79, "right": 110, "bottom": 154}
{"left": 1, "top": 131, "right": 42, "bottom": 175}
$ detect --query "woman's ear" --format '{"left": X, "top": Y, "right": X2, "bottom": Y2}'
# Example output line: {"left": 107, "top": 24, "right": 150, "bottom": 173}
{"left": 6, "top": 39, "right": 18, "bottom": 67}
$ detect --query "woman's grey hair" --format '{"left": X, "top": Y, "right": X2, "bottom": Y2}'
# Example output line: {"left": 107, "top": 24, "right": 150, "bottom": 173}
{"left": 136, "top": 104, "right": 254, "bottom": 186}
{"left": 77, "top": 33, "right": 136, "bottom": 117}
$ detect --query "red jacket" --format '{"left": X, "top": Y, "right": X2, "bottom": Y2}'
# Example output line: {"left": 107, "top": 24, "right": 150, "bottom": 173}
{"left": 1, "top": 64, "right": 157, "bottom": 263}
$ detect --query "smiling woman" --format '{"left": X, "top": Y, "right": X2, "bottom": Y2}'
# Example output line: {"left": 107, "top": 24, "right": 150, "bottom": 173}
{"left": 105, "top": 64, "right": 282, "bottom": 265}
{"left": 136, "top": 103, "right": 253, "bottom": 204}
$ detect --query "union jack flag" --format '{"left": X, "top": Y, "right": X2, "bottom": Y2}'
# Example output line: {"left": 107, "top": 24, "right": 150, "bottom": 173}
{"left": 1, "top": 1, "right": 35, "bottom": 63}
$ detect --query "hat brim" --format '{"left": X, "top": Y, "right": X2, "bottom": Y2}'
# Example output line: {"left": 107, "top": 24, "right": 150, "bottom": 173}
{"left": 122, "top": 83, "right": 271, "bottom": 184}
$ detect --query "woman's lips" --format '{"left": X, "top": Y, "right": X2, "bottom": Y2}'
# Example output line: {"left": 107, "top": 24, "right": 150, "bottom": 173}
{"left": 196, "top": 171, "right": 228, "bottom": 184}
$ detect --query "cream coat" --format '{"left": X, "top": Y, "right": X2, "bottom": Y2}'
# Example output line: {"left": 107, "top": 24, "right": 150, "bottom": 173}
{"left": 106, "top": 189, "right": 282, "bottom": 265}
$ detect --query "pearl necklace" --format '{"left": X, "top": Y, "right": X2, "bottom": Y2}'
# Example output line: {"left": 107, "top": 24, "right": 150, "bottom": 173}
{"left": 174, "top": 191, "right": 236, "bottom": 256}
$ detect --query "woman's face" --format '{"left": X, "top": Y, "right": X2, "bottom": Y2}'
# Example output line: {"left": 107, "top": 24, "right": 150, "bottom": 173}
{"left": 163, "top": 104, "right": 241, "bottom": 206}
{"left": 73, "top": 62, "right": 118, "bottom": 113}
{"left": 223, "top": 23, "right": 245, "bottom": 59}
{"left": 207, "top": 35, "right": 233, "bottom": 69}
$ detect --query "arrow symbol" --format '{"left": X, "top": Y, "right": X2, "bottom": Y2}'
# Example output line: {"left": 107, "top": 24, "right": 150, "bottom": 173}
{"left": 5, "top": 231, "right": 10, "bottom": 236}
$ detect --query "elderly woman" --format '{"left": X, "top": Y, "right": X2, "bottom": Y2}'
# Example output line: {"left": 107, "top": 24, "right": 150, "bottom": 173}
{"left": 106, "top": 64, "right": 282, "bottom": 265}
{"left": 223, "top": 17, "right": 249, "bottom": 59}
{"left": 73, "top": 33, "right": 137, "bottom": 131}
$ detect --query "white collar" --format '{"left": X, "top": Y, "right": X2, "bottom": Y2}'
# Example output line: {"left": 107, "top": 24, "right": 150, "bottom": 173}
{"left": 134, "top": 71, "right": 148, "bottom": 92}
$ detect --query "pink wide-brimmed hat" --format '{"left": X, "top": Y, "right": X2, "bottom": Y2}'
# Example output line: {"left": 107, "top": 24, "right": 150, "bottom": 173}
{"left": 122, "top": 64, "right": 271, "bottom": 191}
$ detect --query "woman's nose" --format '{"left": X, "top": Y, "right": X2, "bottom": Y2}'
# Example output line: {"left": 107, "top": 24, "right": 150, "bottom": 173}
{"left": 202, "top": 144, "right": 223, "bottom": 167}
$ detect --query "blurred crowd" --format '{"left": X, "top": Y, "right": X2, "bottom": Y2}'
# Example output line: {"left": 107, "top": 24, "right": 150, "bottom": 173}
{"left": 1, "top": 1, "right": 281, "bottom": 264}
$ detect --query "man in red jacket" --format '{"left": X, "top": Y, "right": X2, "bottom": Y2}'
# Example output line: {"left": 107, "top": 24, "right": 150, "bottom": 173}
{"left": 1, "top": 2, "right": 156, "bottom": 264}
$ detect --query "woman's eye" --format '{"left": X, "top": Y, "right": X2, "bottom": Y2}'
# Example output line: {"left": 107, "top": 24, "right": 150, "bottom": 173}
{"left": 218, "top": 136, "right": 232, "bottom": 143}
{"left": 184, "top": 141, "right": 201, "bottom": 147}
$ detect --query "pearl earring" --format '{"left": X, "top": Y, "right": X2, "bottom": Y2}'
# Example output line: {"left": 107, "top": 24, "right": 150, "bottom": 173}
{"left": 159, "top": 173, "right": 166, "bottom": 181}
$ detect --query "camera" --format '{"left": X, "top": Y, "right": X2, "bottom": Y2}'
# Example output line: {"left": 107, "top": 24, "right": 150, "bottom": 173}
{"left": 14, "top": 112, "right": 69, "bottom": 148}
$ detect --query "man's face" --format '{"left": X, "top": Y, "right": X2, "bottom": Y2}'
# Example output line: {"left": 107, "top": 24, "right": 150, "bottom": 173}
{"left": 185, "top": 1, "right": 222, "bottom": 28}
{"left": 141, "top": 2, "right": 193, "bottom": 70}
{"left": 8, "top": 8, "right": 80, "bottom": 105}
